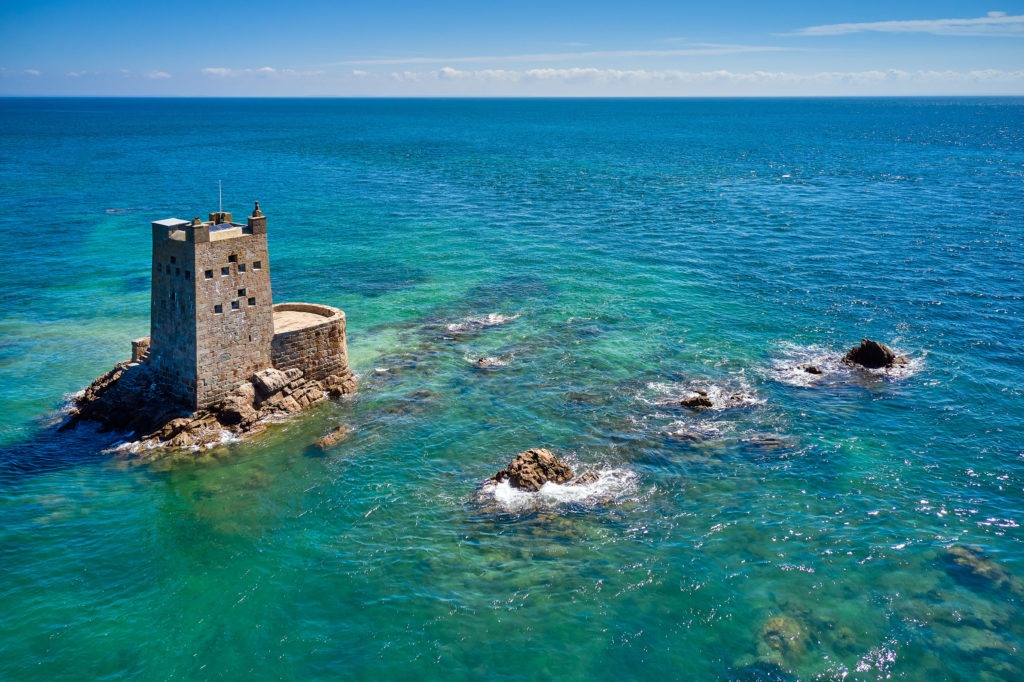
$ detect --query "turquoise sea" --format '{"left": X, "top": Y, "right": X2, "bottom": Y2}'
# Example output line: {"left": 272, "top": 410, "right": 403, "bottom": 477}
{"left": 1, "top": 98, "right": 1022, "bottom": 680}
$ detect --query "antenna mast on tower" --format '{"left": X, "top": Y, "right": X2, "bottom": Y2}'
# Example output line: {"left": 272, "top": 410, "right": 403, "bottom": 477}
{"left": 219, "top": 180, "right": 223, "bottom": 214}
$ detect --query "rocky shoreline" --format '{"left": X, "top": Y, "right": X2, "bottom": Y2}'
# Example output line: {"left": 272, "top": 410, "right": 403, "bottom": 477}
{"left": 61, "top": 361, "right": 356, "bottom": 451}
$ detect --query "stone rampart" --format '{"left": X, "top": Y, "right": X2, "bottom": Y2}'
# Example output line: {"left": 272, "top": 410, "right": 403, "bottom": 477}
{"left": 271, "top": 303, "right": 349, "bottom": 382}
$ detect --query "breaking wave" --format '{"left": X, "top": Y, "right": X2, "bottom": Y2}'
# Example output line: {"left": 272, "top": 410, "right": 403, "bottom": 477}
{"left": 476, "top": 467, "right": 638, "bottom": 513}
{"left": 767, "top": 342, "right": 923, "bottom": 387}
{"left": 446, "top": 312, "right": 520, "bottom": 334}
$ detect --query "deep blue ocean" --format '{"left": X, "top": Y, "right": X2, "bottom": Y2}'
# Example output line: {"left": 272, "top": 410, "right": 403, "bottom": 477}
{"left": 0, "top": 98, "right": 1022, "bottom": 680}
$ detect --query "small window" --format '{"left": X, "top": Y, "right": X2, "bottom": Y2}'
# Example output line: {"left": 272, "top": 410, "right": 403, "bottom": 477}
{"left": 170, "top": 256, "right": 177, "bottom": 264}
{"left": 247, "top": 297, "right": 256, "bottom": 306}
{"left": 221, "top": 266, "right": 229, "bottom": 276}
{"left": 253, "top": 260, "right": 262, "bottom": 270}
{"left": 237, "top": 288, "right": 246, "bottom": 297}
{"left": 214, "top": 304, "right": 223, "bottom": 314}
{"left": 184, "top": 271, "right": 191, "bottom": 279}
{"left": 204, "top": 270, "right": 213, "bottom": 279}
{"left": 169, "top": 291, "right": 176, "bottom": 301}
{"left": 238, "top": 263, "right": 247, "bottom": 273}
{"left": 166, "top": 265, "right": 171, "bottom": 273}
{"left": 228, "top": 254, "right": 238, "bottom": 263}
{"left": 231, "top": 300, "right": 240, "bottom": 310}
{"left": 175, "top": 267, "right": 180, "bottom": 275}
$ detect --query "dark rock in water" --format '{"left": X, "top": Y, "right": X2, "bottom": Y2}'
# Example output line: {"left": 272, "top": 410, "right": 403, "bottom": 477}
{"left": 943, "top": 544, "right": 1022, "bottom": 595}
{"left": 491, "top": 448, "right": 574, "bottom": 491}
{"left": 800, "top": 364, "right": 822, "bottom": 375}
{"left": 843, "top": 338, "right": 907, "bottom": 369}
{"left": 680, "top": 395, "right": 714, "bottom": 410}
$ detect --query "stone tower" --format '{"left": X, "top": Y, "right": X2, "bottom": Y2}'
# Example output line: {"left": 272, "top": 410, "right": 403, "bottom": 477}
{"left": 148, "top": 202, "right": 275, "bottom": 410}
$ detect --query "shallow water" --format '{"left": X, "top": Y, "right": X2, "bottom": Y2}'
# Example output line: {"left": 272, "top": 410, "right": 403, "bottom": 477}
{"left": 1, "top": 97, "right": 1022, "bottom": 680}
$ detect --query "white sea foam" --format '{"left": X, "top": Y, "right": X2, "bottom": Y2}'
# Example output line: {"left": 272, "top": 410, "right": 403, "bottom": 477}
{"left": 645, "top": 378, "right": 763, "bottom": 411}
{"left": 767, "top": 341, "right": 923, "bottom": 387}
{"left": 464, "top": 353, "right": 513, "bottom": 368}
{"left": 477, "top": 467, "right": 637, "bottom": 513}
{"left": 447, "top": 312, "right": 520, "bottom": 334}
{"left": 662, "top": 420, "right": 724, "bottom": 441}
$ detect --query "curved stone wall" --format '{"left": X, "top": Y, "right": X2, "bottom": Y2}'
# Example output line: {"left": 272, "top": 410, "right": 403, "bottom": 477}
{"left": 270, "top": 302, "right": 349, "bottom": 381}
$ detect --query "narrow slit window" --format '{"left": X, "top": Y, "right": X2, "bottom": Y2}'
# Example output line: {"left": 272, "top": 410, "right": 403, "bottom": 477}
{"left": 169, "top": 291, "right": 176, "bottom": 301}
{"left": 221, "top": 266, "right": 229, "bottom": 276}
{"left": 166, "top": 265, "right": 171, "bottom": 274}
{"left": 247, "top": 297, "right": 256, "bottom": 306}
{"left": 214, "top": 304, "right": 223, "bottom": 314}
{"left": 204, "top": 270, "right": 213, "bottom": 279}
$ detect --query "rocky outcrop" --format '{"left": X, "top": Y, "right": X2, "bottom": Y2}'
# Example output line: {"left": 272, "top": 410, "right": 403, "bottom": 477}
{"left": 842, "top": 339, "right": 908, "bottom": 369}
{"left": 62, "top": 361, "right": 357, "bottom": 452}
{"left": 676, "top": 387, "right": 756, "bottom": 410}
{"left": 490, "top": 448, "right": 575, "bottom": 491}
{"left": 680, "top": 394, "right": 714, "bottom": 410}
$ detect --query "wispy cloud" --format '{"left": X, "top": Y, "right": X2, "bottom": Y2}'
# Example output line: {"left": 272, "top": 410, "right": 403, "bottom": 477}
{"left": 387, "top": 66, "right": 1024, "bottom": 86}
{"left": 202, "top": 66, "right": 324, "bottom": 78}
{"left": 146, "top": 70, "right": 172, "bottom": 80}
{"left": 24, "top": 69, "right": 41, "bottom": 76}
{"left": 343, "top": 44, "right": 795, "bottom": 67}
{"left": 789, "top": 11, "right": 1024, "bottom": 37}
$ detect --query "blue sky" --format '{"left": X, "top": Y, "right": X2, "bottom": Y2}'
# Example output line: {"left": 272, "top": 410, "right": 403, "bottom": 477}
{"left": 1, "top": 1, "right": 1022, "bottom": 96}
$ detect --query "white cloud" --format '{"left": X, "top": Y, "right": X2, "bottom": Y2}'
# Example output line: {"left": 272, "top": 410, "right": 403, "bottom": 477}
{"left": 24, "top": 69, "right": 40, "bottom": 76}
{"left": 201, "top": 66, "right": 323, "bottom": 78}
{"left": 146, "top": 70, "right": 172, "bottom": 80}
{"left": 789, "top": 11, "right": 1024, "bottom": 37}
{"left": 345, "top": 44, "right": 795, "bottom": 66}
{"left": 388, "top": 66, "right": 1024, "bottom": 88}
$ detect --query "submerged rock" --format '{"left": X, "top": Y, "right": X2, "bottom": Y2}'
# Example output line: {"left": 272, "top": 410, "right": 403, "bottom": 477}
{"left": 316, "top": 424, "right": 352, "bottom": 450}
{"left": 842, "top": 338, "right": 908, "bottom": 369}
{"left": 756, "top": 615, "right": 810, "bottom": 668}
{"left": 490, "top": 448, "right": 575, "bottom": 491}
{"left": 943, "top": 544, "right": 1023, "bottom": 595}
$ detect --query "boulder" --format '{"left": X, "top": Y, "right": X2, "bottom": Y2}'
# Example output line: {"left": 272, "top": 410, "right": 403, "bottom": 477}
{"left": 251, "top": 368, "right": 290, "bottom": 398}
{"left": 800, "top": 364, "right": 822, "bottom": 375}
{"left": 215, "top": 394, "right": 258, "bottom": 427}
{"left": 323, "top": 373, "right": 357, "bottom": 398}
{"left": 491, "top": 448, "right": 575, "bottom": 491}
{"left": 843, "top": 339, "right": 907, "bottom": 369}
